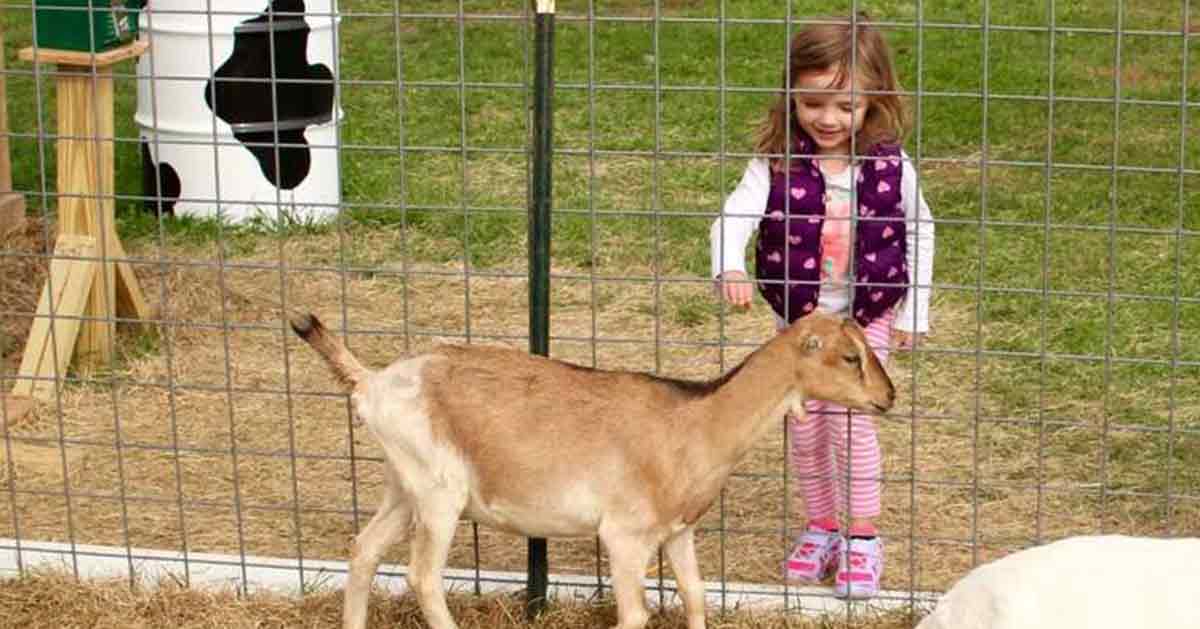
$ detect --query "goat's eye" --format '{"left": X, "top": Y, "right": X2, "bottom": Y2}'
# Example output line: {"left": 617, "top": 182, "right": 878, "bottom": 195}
{"left": 843, "top": 354, "right": 861, "bottom": 364}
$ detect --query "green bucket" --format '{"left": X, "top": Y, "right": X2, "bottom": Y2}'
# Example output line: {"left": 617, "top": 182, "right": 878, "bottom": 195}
{"left": 33, "top": 0, "right": 144, "bottom": 53}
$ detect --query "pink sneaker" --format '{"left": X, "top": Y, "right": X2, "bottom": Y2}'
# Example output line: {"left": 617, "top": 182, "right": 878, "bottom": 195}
{"left": 834, "top": 537, "right": 884, "bottom": 599}
{"left": 783, "top": 528, "right": 842, "bottom": 583}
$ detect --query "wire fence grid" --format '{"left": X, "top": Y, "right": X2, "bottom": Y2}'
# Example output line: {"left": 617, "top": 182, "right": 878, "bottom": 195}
{"left": 1, "top": 0, "right": 1198, "bottom": 623}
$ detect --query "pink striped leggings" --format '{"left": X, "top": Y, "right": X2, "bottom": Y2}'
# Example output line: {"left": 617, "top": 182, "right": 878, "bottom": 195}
{"left": 787, "top": 310, "right": 893, "bottom": 522}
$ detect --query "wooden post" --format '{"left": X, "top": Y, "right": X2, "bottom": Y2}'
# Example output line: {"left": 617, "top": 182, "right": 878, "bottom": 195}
{"left": 0, "top": 28, "right": 26, "bottom": 236}
{"left": 10, "top": 40, "right": 149, "bottom": 403}
{"left": 57, "top": 62, "right": 119, "bottom": 369}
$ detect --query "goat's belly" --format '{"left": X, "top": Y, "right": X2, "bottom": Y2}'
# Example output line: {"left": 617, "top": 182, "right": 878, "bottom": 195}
{"left": 464, "top": 495, "right": 601, "bottom": 538}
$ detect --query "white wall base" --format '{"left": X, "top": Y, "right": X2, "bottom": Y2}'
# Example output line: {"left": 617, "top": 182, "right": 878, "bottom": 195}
{"left": 1, "top": 538, "right": 936, "bottom": 617}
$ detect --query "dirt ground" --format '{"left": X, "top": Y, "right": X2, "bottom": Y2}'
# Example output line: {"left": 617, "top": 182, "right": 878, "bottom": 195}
{"left": 2, "top": 223, "right": 1197, "bottom": 600}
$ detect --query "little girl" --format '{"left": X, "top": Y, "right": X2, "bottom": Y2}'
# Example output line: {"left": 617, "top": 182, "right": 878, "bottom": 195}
{"left": 710, "top": 14, "right": 934, "bottom": 599}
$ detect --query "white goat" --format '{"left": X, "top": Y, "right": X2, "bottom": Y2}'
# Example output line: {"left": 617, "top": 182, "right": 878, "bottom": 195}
{"left": 917, "top": 535, "right": 1200, "bottom": 629}
{"left": 290, "top": 311, "right": 895, "bottom": 629}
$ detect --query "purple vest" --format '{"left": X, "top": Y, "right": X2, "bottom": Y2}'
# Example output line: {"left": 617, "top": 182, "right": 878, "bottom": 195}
{"left": 754, "top": 130, "right": 909, "bottom": 326}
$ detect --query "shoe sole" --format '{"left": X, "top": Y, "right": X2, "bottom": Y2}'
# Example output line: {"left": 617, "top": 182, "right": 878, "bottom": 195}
{"left": 783, "top": 574, "right": 831, "bottom": 585}
{"left": 834, "top": 586, "right": 878, "bottom": 599}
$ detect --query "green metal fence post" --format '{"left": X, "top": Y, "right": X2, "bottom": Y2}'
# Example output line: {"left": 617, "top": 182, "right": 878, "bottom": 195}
{"left": 526, "top": 0, "right": 554, "bottom": 620}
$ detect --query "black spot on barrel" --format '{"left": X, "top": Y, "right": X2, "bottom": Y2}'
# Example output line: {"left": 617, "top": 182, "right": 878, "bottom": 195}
{"left": 141, "top": 139, "right": 181, "bottom": 215}
{"left": 204, "top": 0, "right": 334, "bottom": 190}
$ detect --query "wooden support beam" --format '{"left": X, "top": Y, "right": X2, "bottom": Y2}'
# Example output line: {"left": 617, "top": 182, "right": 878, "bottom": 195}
{"left": 115, "top": 256, "right": 149, "bottom": 321}
{"left": 18, "top": 39, "right": 148, "bottom": 67}
{"left": 11, "top": 234, "right": 97, "bottom": 400}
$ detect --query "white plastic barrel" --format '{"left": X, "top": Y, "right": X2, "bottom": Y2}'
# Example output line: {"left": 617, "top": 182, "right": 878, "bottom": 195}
{"left": 136, "top": 0, "right": 342, "bottom": 223}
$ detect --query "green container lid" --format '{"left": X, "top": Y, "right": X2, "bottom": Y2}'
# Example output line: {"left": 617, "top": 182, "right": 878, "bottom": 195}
{"left": 34, "top": 0, "right": 143, "bottom": 53}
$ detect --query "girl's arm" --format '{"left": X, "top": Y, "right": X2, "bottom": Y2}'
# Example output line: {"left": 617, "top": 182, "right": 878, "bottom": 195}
{"left": 710, "top": 158, "right": 771, "bottom": 279}
{"left": 895, "top": 152, "right": 935, "bottom": 334}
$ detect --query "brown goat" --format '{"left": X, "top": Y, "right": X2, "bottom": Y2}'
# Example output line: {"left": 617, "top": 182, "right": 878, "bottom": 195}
{"left": 290, "top": 312, "right": 895, "bottom": 629}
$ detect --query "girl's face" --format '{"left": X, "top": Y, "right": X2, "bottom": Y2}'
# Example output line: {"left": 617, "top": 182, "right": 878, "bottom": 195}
{"left": 792, "top": 67, "right": 870, "bottom": 156}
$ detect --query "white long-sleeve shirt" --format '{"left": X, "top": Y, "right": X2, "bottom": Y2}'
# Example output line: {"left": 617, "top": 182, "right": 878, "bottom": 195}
{"left": 710, "top": 155, "right": 935, "bottom": 333}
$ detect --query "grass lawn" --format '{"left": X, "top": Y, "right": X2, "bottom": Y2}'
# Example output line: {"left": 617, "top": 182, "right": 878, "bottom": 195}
{"left": 1, "top": 0, "right": 1198, "bottom": 620}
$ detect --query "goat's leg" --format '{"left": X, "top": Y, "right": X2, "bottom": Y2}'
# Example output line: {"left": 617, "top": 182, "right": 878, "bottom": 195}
{"left": 407, "top": 493, "right": 465, "bottom": 629}
{"left": 345, "top": 483, "right": 412, "bottom": 629}
{"left": 663, "top": 527, "right": 706, "bottom": 629}
{"left": 601, "top": 529, "right": 655, "bottom": 629}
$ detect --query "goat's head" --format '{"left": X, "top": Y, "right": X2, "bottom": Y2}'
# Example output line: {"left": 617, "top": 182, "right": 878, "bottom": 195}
{"left": 786, "top": 314, "right": 895, "bottom": 414}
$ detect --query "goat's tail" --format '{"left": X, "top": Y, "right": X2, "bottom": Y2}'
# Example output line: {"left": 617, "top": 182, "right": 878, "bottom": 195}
{"left": 289, "top": 313, "right": 370, "bottom": 389}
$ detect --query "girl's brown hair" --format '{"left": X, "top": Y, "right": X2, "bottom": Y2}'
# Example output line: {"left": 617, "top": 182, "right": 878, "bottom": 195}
{"left": 753, "top": 13, "right": 907, "bottom": 166}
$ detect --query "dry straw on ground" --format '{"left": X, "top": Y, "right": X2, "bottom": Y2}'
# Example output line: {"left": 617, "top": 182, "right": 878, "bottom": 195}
{"left": 0, "top": 571, "right": 922, "bottom": 629}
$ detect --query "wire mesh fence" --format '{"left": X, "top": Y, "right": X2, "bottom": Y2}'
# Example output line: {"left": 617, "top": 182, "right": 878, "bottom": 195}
{"left": 1, "top": 0, "right": 1197, "bottom": 624}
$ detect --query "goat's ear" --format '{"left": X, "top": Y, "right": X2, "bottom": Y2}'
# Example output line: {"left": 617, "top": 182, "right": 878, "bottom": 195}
{"left": 802, "top": 334, "right": 823, "bottom": 353}
{"left": 840, "top": 320, "right": 871, "bottom": 364}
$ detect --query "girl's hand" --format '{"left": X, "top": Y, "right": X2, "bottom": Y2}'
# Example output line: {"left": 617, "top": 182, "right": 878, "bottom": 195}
{"left": 892, "top": 329, "right": 925, "bottom": 351}
{"left": 716, "top": 271, "right": 753, "bottom": 308}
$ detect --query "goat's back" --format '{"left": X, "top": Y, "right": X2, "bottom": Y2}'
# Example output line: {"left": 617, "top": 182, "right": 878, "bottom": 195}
{"left": 418, "top": 344, "right": 698, "bottom": 453}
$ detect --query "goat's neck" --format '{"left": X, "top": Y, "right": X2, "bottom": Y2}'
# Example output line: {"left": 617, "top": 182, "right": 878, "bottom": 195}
{"left": 696, "top": 335, "right": 803, "bottom": 464}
